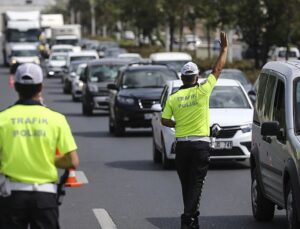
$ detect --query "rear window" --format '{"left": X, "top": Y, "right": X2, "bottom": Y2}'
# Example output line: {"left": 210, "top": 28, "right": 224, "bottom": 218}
{"left": 89, "top": 64, "right": 123, "bottom": 82}
{"left": 122, "top": 69, "right": 178, "bottom": 88}
{"left": 70, "top": 56, "right": 96, "bottom": 62}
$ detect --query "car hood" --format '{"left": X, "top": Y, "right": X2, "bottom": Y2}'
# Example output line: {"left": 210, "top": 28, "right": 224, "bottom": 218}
{"left": 49, "top": 60, "right": 66, "bottom": 67}
{"left": 119, "top": 88, "right": 163, "bottom": 100}
{"left": 210, "top": 108, "right": 253, "bottom": 126}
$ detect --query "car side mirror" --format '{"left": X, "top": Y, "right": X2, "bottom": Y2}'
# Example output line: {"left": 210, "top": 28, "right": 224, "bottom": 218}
{"left": 151, "top": 104, "right": 162, "bottom": 112}
{"left": 261, "top": 122, "right": 280, "bottom": 136}
{"left": 248, "top": 90, "right": 256, "bottom": 96}
{"left": 107, "top": 83, "right": 118, "bottom": 90}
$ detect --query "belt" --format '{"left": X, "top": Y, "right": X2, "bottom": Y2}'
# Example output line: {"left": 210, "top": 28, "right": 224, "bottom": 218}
{"left": 10, "top": 182, "right": 57, "bottom": 194}
{"left": 176, "top": 136, "right": 210, "bottom": 142}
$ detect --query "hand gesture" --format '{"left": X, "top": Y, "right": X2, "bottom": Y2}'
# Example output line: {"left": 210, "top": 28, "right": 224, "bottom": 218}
{"left": 220, "top": 32, "right": 228, "bottom": 50}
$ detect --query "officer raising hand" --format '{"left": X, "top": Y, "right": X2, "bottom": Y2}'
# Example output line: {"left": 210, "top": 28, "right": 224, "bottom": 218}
{"left": 0, "top": 63, "right": 79, "bottom": 229}
{"left": 161, "top": 32, "right": 228, "bottom": 229}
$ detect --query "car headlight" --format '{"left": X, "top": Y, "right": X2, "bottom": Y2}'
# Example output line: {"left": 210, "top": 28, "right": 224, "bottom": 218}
{"left": 241, "top": 124, "right": 252, "bottom": 133}
{"left": 117, "top": 96, "right": 135, "bottom": 105}
{"left": 76, "top": 81, "right": 84, "bottom": 87}
{"left": 88, "top": 85, "right": 98, "bottom": 93}
{"left": 11, "top": 59, "right": 17, "bottom": 64}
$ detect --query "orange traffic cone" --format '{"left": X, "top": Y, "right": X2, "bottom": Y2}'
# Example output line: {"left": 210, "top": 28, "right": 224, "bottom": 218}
{"left": 65, "top": 169, "right": 82, "bottom": 187}
{"left": 8, "top": 74, "right": 14, "bottom": 88}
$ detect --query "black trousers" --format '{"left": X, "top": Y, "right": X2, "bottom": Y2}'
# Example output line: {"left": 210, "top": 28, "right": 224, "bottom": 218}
{"left": 175, "top": 141, "right": 210, "bottom": 226}
{"left": 0, "top": 191, "right": 59, "bottom": 229}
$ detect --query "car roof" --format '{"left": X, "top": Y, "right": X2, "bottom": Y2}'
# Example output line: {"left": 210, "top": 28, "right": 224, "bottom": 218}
{"left": 68, "top": 50, "right": 98, "bottom": 57}
{"left": 118, "top": 53, "right": 141, "bottom": 58}
{"left": 52, "top": 44, "right": 74, "bottom": 49}
{"left": 263, "top": 60, "right": 300, "bottom": 81}
{"left": 11, "top": 44, "right": 37, "bottom": 50}
{"left": 121, "top": 64, "right": 175, "bottom": 71}
{"left": 87, "top": 58, "right": 132, "bottom": 66}
{"left": 150, "top": 52, "right": 192, "bottom": 61}
{"left": 70, "top": 60, "right": 88, "bottom": 65}
{"left": 168, "top": 78, "right": 241, "bottom": 88}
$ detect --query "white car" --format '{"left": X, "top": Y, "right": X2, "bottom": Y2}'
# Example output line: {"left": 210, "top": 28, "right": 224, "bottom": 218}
{"left": 118, "top": 53, "right": 142, "bottom": 62}
{"left": 151, "top": 79, "right": 254, "bottom": 169}
{"left": 71, "top": 63, "right": 87, "bottom": 101}
{"left": 66, "top": 50, "right": 99, "bottom": 68}
{"left": 10, "top": 44, "right": 40, "bottom": 66}
{"left": 46, "top": 53, "right": 67, "bottom": 78}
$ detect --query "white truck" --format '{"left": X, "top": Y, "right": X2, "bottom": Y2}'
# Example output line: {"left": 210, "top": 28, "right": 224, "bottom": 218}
{"left": 51, "top": 24, "right": 81, "bottom": 47}
{"left": 1, "top": 11, "right": 41, "bottom": 66}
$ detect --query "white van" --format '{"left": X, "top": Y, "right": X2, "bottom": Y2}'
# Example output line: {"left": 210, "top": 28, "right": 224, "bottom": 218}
{"left": 149, "top": 52, "right": 192, "bottom": 75}
{"left": 267, "top": 47, "right": 300, "bottom": 62}
{"left": 66, "top": 50, "right": 99, "bottom": 68}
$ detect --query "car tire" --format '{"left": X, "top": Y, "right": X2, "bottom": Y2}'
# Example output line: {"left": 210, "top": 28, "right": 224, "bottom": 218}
{"left": 82, "top": 103, "right": 93, "bottom": 116}
{"left": 161, "top": 136, "right": 172, "bottom": 169}
{"left": 152, "top": 137, "right": 162, "bottom": 164}
{"left": 251, "top": 168, "right": 275, "bottom": 221}
{"left": 286, "top": 181, "right": 300, "bottom": 229}
{"left": 114, "top": 120, "right": 125, "bottom": 137}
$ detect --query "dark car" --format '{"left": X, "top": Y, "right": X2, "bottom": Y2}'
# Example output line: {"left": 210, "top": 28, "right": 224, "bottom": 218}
{"left": 80, "top": 58, "right": 132, "bottom": 115}
{"left": 107, "top": 63, "right": 179, "bottom": 136}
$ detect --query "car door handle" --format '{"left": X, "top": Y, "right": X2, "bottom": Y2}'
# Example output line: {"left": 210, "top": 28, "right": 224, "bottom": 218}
{"left": 262, "top": 136, "right": 272, "bottom": 143}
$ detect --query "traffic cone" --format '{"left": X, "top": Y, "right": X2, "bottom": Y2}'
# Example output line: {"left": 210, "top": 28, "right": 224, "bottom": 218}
{"left": 8, "top": 74, "right": 14, "bottom": 88}
{"left": 65, "top": 169, "right": 82, "bottom": 187}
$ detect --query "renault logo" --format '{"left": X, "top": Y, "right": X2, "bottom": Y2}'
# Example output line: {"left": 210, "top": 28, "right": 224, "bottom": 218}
{"left": 211, "top": 124, "right": 222, "bottom": 137}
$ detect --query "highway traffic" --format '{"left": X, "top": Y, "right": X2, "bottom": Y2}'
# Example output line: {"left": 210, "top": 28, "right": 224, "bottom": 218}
{"left": 0, "top": 66, "right": 285, "bottom": 229}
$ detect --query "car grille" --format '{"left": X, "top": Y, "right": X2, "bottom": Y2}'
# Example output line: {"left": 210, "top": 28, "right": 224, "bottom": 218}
{"left": 210, "top": 147, "right": 244, "bottom": 157}
{"left": 211, "top": 126, "right": 240, "bottom": 139}
{"left": 139, "top": 99, "right": 159, "bottom": 109}
{"left": 97, "top": 89, "right": 109, "bottom": 96}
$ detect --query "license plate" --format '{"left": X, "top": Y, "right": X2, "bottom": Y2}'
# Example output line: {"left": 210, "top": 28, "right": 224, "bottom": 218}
{"left": 144, "top": 113, "right": 153, "bottom": 120}
{"left": 214, "top": 141, "right": 233, "bottom": 149}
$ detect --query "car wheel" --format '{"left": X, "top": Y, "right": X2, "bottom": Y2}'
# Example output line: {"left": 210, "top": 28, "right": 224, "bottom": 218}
{"left": 161, "top": 137, "right": 172, "bottom": 169}
{"left": 114, "top": 119, "right": 125, "bottom": 137}
{"left": 152, "top": 136, "right": 162, "bottom": 164}
{"left": 286, "top": 181, "right": 300, "bottom": 229}
{"left": 82, "top": 103, "right": 93, "bottom": 116}
{"left": 251, "top": 168, "right": 275, "bottom": 221}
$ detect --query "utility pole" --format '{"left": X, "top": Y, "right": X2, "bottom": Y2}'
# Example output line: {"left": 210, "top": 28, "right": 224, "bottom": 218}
{"left": 90, "top": 0, "right": 96, "bottom": 36}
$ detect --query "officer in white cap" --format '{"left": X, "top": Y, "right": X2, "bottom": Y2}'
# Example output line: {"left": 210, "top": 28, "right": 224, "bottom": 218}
{"left": 161, "top": 32, "right": 228, "bottom": 229}
{"left": 0, "top": 63, "right": 79, "bottom": 228}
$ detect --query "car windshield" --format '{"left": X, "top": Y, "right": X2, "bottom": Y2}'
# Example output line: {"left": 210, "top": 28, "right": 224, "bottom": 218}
{"left": 7, "top": 29, "right": 40, "bottom": 42}
{"left": 11, "top": 50, "right": 38, "bottom": 57}
{"left": 171, "top": 85, "right": 250, "bottom": 108}
{"left": 89, "top": 65, "right": 122, "bottom": 82}
{"left": 50, "top": 55, "right": 66, "bottom": 61}
{"left": 154, "top": 60, "right": 189, "bottom": 73}
{"left": 56, "top": 39, "right": 78, "bottom": 46}
{"left": 123, "top": 69, "right": 178, "bottom": 88}
{"left": 70, "top": 62, "right": 85, "bottom": 72}
{"left": 52, "top": 49, "right": 72, "bottom": 53}
{"left": 70, "top": 56, "right": 96, "bottom": 62}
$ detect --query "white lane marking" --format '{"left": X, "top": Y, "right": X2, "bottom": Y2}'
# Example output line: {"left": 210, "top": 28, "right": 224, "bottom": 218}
{"left": 75, "top": 171, "right": 89, "bottom": 184}
{"left": 93, "top": 208, "right": 117, "bottom": 229}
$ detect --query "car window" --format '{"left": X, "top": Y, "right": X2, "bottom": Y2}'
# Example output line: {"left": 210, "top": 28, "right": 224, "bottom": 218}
{"left": 262, "top": 76, "right": 277, "bottom": 121}
{"left": 50, "top": 55, "right": 66, "bottom": 61}
{"left": 89, "top": 65, "right": 122, "bottom": 82}
{"left": 160, "top": 86, "right": 169, "bottom": 109}
{"left": 294, "top": 80, "right": 300, "bottom": 133}
{"left": 70, "top": 56, "right": 96, "bottom": 62}
{"left": 272, "top": 79, "right": 285, "bottom": 131}
{"left": 256, "top": 73, "right": 268, "bottom": 115}
{"left": 210, "top": 86, "right": 251, "bottom": 109}
{"left": 122, "top": 69, "right": 178, "bottom": 88}
{"left": 12, "top": 50, "right": 38, "bottom": 57}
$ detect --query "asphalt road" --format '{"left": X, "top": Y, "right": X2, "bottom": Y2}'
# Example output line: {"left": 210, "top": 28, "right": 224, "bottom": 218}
{"left": 0, "top": 66, "right": 286, "bottom": 229}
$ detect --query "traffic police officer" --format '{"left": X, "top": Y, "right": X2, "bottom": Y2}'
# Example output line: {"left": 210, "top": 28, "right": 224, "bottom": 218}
{"left": 161, "top": 32, "right": 228, "bottom": 229}
{"left": 0, "top": 63, "right": 79, "bottom": 229}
